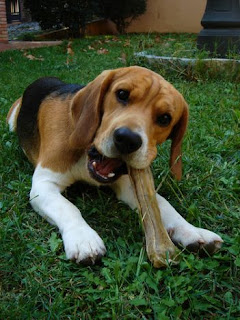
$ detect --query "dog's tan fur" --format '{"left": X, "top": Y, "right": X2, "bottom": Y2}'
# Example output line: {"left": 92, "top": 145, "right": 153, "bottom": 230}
{"left": 8, "top": 66, "right": 188, "bottom": 178}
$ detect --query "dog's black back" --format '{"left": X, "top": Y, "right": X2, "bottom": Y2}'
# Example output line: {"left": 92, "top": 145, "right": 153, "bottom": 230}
{"left": 17, "top": 77, "right": 84, "bottom": 146}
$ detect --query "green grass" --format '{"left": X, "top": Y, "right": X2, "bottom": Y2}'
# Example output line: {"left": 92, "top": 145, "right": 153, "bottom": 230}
{"left": 137, "top": 33, "right": 240, "bottom": 60}
{"left": 0, "top": 34, "right": 239, "bottom": 319}
{"left": 134, "top": 33, "right": 240, "bottom": 82}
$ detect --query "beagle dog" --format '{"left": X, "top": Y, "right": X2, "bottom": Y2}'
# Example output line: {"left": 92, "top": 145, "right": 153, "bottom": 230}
{"left": 7, "top": 66, "right": 222, "bottom": 265}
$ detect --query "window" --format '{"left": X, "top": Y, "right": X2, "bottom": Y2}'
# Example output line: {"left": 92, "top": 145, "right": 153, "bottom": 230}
{"left": 11, "top": 0, "right": 20, "bottom": 15}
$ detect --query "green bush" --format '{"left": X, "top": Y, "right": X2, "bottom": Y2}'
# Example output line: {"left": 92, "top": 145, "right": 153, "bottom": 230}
{"left": 99, "top": 0, "right": 147, "bottom": 33}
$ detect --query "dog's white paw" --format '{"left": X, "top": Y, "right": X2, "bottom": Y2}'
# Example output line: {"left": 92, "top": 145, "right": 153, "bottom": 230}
{"left": 168, "top": 224, "right": 223, "bottom": 255}
{"left": 62, "top": 225, "right": 106, "bottom": 264}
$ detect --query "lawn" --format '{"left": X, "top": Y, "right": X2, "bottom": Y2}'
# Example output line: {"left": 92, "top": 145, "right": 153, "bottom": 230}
{"left": 0, "top": 34, "right": 239, "bottom": 319}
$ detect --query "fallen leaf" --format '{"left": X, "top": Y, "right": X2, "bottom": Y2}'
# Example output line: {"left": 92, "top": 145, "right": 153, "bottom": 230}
{"left": 97, "top": 48, "right": 109, "bottom": 55}
{"left": 23, "top": 52, "right": 44, "bottom": 61}
{"left": 119, "top": 52, "right": 127, "bottom": 64}
{"left": 67, "top": 41, "right": 74, "bottom": 56}
{"left": 66, "top": 41, "right": 74, "bottom": 65}
{"left": 111, "top": 37, "right": 119, "bottom": 42}
{"left": 123, "top": 39, "right": 131, "bottom": 47}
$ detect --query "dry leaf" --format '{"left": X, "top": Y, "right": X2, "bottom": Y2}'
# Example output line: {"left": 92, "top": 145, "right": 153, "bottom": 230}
{"left": 67, "top": 41, "right": 74, "bottom": 56}
{"left": 23, "top": 52, "right": 44, "bottom": 61}
{"left": 123, "top": 39, "right": 131, "bottom": 47}
{"left": 66, "top": 41, "right": 74, "bottom": 65}
{"left": 97, "top": 48, "right": 109, "bottom": 55}
{"left": 119, "top": 52, "right": 127, "bottom": 64}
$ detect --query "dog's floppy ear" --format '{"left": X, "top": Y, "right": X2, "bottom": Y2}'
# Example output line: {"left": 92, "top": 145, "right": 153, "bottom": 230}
{"left": 169, "top": 99, "right": 189, "bottom": 181}
{"left": 69, "top": 70, "right": 114, "bottom": 149}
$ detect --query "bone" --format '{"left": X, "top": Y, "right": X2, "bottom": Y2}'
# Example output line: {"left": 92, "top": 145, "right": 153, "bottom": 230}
{"left": 128, "top": 166, "right": 179, "bottom": 267}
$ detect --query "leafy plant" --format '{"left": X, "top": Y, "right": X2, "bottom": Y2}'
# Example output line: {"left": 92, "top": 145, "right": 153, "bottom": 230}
{"left": 24, "top": 0, "right": 147, "bottom": 36}
{"left": 24, "top": 0, "right": 98, "bottom": 37}
{"left": 99, "top": 0, "right": 147, "bottom": 34}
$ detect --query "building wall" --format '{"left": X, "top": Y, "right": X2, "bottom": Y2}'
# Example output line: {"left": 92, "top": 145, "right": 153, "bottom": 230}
{"left": 19, "top": 0, "right": 31, "bottom": 22}
{"left": 0, "top": 0, "right": 8, "bottom": 43}
{"left": 127, "top": 0, "right": 207, "bottom": 34}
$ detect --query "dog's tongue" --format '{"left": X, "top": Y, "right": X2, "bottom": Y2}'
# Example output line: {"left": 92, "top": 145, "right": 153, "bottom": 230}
{"left": 96, "top": 158, "right": 123, "bottom": 176}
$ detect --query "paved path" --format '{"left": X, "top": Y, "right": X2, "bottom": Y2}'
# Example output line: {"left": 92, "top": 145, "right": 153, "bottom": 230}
{"left": 0, "top": 23, "right": 62, "bottom": 52}
{"left": 0, "top": 40, "right": 62, "bottom": 52}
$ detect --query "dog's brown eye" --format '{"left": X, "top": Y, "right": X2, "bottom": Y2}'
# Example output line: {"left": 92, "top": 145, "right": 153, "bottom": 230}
{"left": 157, "top": 113, "right": 172, "bottom": 127}
{"left": 116, "top": 89, "right": 129, "bottom": 103}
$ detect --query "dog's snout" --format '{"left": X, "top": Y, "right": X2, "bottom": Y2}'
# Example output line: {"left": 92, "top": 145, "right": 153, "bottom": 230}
{"left": 113, "top": 127, "right": 142, "bottom": 154}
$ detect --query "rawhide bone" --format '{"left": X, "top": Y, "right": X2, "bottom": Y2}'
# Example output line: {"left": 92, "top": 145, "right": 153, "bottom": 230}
{"left": 128, "top": 166, "right": 179, "bottom": 267}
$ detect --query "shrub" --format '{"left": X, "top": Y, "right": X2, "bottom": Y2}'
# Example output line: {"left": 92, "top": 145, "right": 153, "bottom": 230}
{"left": 24, "top": 0, "right": 62, "bottom": 30}
{"left": 99, "top": 0, "right": 147, "bottom": 34}
{"left": 25, "top": 0, "right": 147, "bottom": 37}
{"left": 24, "top": 0, "right": 98, "bottom": 37}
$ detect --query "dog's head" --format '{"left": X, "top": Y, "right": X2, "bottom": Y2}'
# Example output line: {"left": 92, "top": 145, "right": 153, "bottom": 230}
{"left": 70, "top": 66, "right": 188, "bottom": 184}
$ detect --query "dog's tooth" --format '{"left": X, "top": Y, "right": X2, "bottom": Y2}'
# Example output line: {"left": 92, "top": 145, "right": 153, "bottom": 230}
{"left": 97, "top": 171, "right": 108, "bottom": 180}
{"left": 92, "top": 161, "right": 97, "bottom": 168}
{"left": 108, "top": 173, "right": 115, "bottom": 178}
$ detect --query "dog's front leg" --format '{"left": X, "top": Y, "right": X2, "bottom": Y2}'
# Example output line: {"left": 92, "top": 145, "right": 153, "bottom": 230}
{"left": 30, "top": 165, "right": 106, "bottom": 264}
{"left": 112, "top": 175, "right": 222, "bottom": 255}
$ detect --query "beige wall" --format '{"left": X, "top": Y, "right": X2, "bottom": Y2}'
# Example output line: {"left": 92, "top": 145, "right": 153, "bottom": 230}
{"left": 127, "top": 0, "right": 207, "bottom": 34}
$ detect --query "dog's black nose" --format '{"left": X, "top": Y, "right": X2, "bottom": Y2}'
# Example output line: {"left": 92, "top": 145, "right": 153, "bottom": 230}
{"left": 113, "top": 127, "right": 142, "bottom": 154}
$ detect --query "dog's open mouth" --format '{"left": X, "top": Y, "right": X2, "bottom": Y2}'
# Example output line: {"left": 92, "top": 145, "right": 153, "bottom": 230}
{"left": 88, "top": 146, "right": 127, "bottom": 183}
